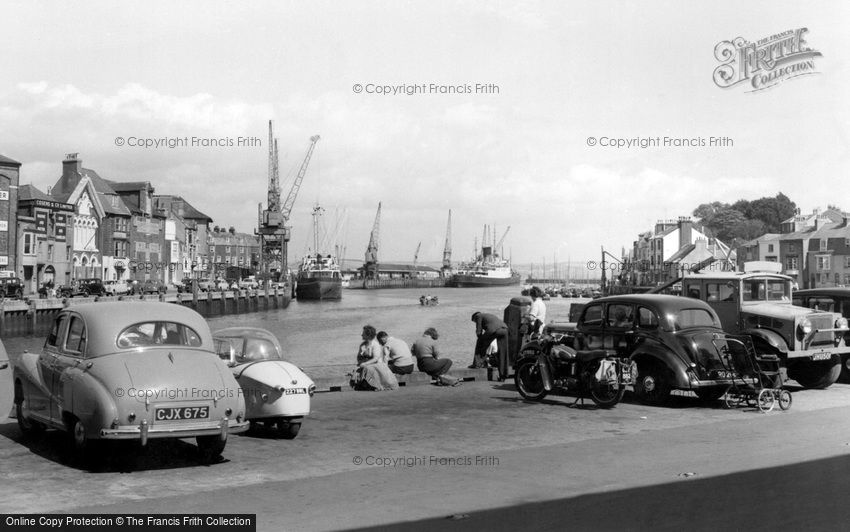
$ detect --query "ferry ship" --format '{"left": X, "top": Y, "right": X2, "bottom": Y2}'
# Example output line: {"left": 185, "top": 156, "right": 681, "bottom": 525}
{"left": 448, "top": 244, "right": 520, "bottom": 288}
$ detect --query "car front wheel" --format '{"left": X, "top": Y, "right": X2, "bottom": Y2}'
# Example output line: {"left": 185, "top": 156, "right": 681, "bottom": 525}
{"left": 275, "top": 419, "right": 301, "bottom": 439}
{"left": 788, "top": 356, "right": 841, "bottom": 389}
{"left": 633, "top": 361, "right": 672, "bottom": 405}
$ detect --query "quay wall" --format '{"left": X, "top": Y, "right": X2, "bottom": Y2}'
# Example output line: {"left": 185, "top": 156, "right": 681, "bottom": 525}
{"left": 0, "top": 289, "right": 291, "bottom": 338}
{"left": 348, "top": 278, "right": 447, "bottom": 290}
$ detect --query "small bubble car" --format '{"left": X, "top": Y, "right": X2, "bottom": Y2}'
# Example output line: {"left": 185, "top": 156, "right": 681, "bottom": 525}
{"left": 12, "top": 302, "right": 249, "bottom": 463}
{"left": 212, "top": 327, "right": 315, "bottom": 439}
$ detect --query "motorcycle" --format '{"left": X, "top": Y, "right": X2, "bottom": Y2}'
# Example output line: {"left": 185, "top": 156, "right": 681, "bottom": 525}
{"left": 514, "top": 333, "right": 636, "bottom": 408}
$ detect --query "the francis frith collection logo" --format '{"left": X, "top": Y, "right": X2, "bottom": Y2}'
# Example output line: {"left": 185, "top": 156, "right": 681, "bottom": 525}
{"left": 713, "top": 28, "right": 822, "bottom": 92}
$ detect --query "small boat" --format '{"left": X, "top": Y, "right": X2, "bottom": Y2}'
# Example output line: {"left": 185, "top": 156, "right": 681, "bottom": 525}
{"left": 419, "top": 294, "right": 439, "bottom": 306}
{"left": 295, "top": 205, "right": 342, "bottom": 300}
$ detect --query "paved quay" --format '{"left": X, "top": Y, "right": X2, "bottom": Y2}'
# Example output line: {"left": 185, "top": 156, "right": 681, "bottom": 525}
{"left": 3, "top": 374, "right": 850, "bottom": 530}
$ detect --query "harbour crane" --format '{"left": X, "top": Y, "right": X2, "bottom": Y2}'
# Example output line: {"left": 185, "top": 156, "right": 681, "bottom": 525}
{"left": 413, "top": 241, "right": 421, "bottom": 268}
{"left": 257, "top": 121, "right": 320, "bottom": 284}
{"left": 494, "top": 226, "right": 511, "bottom": 257}
{"left": 364, "top": 202, "right": 381, "bottom": 279}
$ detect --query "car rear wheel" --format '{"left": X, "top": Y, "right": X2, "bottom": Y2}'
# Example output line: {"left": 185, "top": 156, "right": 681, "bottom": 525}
{"left": 788, "top": 356, "right": 841, "bottom": 389}
{"left": 633, "top": 361, "right": 672, "bottom": 406}
{"left": 275, "top": 419, "right": 301, "bottom": 439}
{"left": 196, "top": 435, "right": 226, "bottom": 464}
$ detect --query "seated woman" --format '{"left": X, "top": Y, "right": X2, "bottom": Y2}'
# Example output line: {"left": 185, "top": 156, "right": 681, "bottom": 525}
{"left": 353, "top": 325, "right": 398, "bottom": 391}
{"left": 411, "top": 328, "right": 461, "bottom": 386}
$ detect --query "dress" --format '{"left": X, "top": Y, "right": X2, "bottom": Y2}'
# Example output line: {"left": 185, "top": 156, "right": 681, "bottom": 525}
{"left": 356, "top": 338, "right": 398, "bottom": 391}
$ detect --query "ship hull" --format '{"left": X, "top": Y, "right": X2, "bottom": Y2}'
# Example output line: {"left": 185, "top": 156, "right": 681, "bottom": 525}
{"left": 295, "top": 278, "right": 342, "bottom": 300}
{"left": 448, "top": 273, "right": 521, "bottom": 288}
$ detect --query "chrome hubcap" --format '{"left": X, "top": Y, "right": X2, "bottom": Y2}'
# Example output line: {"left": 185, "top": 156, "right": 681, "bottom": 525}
{"left": 643, "top": 376, "right": 656, "bottom": 392}
{"left": 74, "top": 422, "right": 85, "bottom": 446}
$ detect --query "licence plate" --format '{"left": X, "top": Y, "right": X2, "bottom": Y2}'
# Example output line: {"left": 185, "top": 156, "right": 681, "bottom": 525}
{"left": 155, "top": 406, "right": 209, "bottom": 421}
{"left": 811, "top": 351, "right": 832, "bottom": 361}
{"left": 284, "top": 388, "right": 307, "bottom": 395}
{"left": 714, "top": 370, "right": 735, "bottom": 379}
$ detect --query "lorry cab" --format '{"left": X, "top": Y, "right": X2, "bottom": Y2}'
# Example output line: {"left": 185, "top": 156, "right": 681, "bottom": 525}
{"left": 681, "top": 261, "right": 849, "bottom": 389}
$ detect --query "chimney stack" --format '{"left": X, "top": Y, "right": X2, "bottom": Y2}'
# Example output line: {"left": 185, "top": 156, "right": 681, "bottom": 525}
{"left": 678, "top": 216, "right": 693, "bottom": 250}
{"left": 62, "top": 152, "right": 82, "bottom": 178}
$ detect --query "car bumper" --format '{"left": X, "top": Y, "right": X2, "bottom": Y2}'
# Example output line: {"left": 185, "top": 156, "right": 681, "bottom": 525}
{"left": 100, "top": 417, "right": 249, "bottom": 446}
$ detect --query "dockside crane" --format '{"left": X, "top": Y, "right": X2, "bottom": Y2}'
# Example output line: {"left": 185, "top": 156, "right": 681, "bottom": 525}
{"left": 494, "top": 226, "right": 511, "bottom": 258}
{"left": 364, "top": 202, "right": 381, "bottom": 279}
{"left": 256, "top": 120, "right": 320, "bottom": 285}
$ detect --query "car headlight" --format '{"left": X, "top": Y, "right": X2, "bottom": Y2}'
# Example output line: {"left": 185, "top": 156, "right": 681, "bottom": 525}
{"left": 836, "top": 318, "right": 848, "bottom": 330}
{"left": 799, "top": 318, "right": 813, "bottom": 335}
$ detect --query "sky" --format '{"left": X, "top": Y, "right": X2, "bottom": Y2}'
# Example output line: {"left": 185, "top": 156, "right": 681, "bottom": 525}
{"left": 1, "top": 0, "right": 848, "bottom": 271}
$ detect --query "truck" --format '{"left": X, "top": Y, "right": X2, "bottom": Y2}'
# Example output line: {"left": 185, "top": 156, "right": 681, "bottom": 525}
{"left": 679, "top": 262, "right": 849, "bottom": 389}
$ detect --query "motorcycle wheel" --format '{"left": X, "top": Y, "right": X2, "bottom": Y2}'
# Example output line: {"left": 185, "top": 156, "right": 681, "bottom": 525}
{"left": 589, "top": 378, "right": 625, "bottom": 408}
{"left": 514, "top": 359, "right": 548, "bottom": 401}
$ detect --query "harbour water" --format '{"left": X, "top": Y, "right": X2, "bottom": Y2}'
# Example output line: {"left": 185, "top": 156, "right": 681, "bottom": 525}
{"left": 1, "top": 287, "right": 579, "bottom": 370}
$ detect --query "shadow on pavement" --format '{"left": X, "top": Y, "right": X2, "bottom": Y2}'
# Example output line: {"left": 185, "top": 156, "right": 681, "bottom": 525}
{"left": 351, "top": 453, "right": 850, "bottom": 531}
{"left": 0, "top": 421, "right": 229, "bottom": 473}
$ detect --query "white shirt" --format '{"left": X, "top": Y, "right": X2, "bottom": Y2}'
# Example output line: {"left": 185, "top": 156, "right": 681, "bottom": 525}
{"left": 529, "top": 298, "right": 546, "bottom": 329}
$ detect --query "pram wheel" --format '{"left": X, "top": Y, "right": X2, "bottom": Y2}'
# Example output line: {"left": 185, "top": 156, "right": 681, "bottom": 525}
{"left": 778, "top": 389, "right": 792, "bottom": 411}
{"left": 757, "top": 389, "right": 775, "bottom": 413}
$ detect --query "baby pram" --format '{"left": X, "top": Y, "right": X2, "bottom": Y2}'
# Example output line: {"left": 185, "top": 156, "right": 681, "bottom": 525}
{"left": 713, "top": 335, "right": 792, "bottom": 413}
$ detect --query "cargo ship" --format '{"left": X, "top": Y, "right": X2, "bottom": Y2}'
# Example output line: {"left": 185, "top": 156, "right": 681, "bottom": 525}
{"left": 294, "top": 205, "right": 342, "bottom": 300}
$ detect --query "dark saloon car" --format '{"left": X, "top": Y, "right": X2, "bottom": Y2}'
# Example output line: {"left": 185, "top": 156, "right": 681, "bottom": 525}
{"left": 58, "top": 278, "right": 106, "bottom": 298}
{"left": 570, "top": 294, "right": 745, "bottom": 405}
{"left": 794, "top": 287, "right": 850, "bottom": 382}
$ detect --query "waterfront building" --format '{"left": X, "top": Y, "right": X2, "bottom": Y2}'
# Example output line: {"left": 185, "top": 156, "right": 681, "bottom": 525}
{"left": 16, "top": 185, "right": 74, "bottom": 294}
{"left": 209, "top": 229, "right": 259, "bottom": 280}
{"left": 154, "top": 195, "right": 213, "bottom": 280}
{"left": 0, "top": 154, "right": 21, "bottom": 274}
{"left": 107, "top": 180, "right": 167, "bottom": 283}
{"left": 49, "top": 154, "right": 109, "bottom": 280}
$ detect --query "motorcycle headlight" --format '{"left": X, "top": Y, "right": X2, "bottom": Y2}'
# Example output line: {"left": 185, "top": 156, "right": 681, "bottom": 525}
{"left": 836, "top": 318, "right": 848, "bottom": 330}
{"left": 799, "top": 318, "right": 813, "bottom": 335}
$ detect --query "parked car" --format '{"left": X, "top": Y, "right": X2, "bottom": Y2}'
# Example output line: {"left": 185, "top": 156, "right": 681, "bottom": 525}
{"left": 196, "top": 278, "right": 214, "bottom": 292}
{"left": 0, "top": 276, "right": 24, "bottom": 299}
{"left": 239, "top": 276, "right": 259, "bottom": 290}
{"left": 213, "top": 327, "right": 314, "bottom": 439}
{"left": 58, "top": 278, "right": 106, "bottom": 298}
{"left": 214, "top": 278, "right": 230, "bottom": 291}
{"left": 11, "top": 302, "right": 249, "bottom": 462}
{"left": 793, "top": 287, "right": 850, "bottom": 383}
{"left": 557, "top": 294, "right": 745, "bottom": 405}
{"left": 102, "top": 280, "right": 130, "bottom": 296}
{"left": 130, "top": 279, "right": 167, "bottom": 295}
{"left": 679, "top": 262, "right": 848, "bottom": 389}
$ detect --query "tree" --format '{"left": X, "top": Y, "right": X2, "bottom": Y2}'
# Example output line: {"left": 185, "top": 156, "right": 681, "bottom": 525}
{"left": 228, "top": 226, "right": 236, "bottom": 235}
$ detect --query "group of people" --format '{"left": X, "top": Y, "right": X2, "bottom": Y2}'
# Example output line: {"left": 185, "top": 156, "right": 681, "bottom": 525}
{"left": 468, "top": 286, "right": 547, "bottom": 380}
{"left": 352, "top": 287, "right": 548, "bottom": 389}
{"left": 352, "top": 325, "right": 461, "bottom": 391}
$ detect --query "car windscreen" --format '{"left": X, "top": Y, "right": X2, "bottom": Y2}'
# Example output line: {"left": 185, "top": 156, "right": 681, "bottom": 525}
{"left": 214, "top": 336, "right": 281, "bottom": 362}
{"left": 117, "top": 321, "right": 203, "bottom": 348}
{"left": 672, "top": 309, "right": 717, "bottom": 330}
{"left": 743, "top": 278, "right": 790, "bottom": 302}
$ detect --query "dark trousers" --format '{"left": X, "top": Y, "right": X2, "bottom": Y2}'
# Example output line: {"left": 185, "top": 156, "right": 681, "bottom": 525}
{"left": 473, "top": 327, "right": 509, "bottom": 377}
{"left": 418, "top": 357, "right": 452, "bottom": 377}
{"left": 389, "top": 363, "right": 414, "bottom": 375}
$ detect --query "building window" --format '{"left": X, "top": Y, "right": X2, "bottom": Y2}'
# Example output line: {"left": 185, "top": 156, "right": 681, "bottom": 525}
{"left": 114, "top": 241, "right": 128, "bottom": 257}
{"left": 820, "top": 239, "right": 828, "bottom": 251}
{"left": 768, "top": 244, "right": 774, "bottom": 252}
{"left": 135, "top": 241, "right": 146, "bottom": 252}
{"left": 116, "top": 217, "right": 129, "bottom": 232}
{"left": 817, "top": 255, "right": 831, "bottom": 271}
{"left": 845, "top": 256, "right": 850, "bottom": 269}
{"left": 788, "top": 243, "right": 796, "bottom": 252}
{"left": 845, "top": 273, "right": 850, "bottom": 285}
{"left": 47, "top": 244, "right": 53, "bottom": 260}
{"left": 226, "top": 246, "right": 231, "bottom": 253}
{"left": 786, "top": 256, "right": 798, "bottom": 270}
{"left": 23, "top": 233, "right": 36, "bottom": 255}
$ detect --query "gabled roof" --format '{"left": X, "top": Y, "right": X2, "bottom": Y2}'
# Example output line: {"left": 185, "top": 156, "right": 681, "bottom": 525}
{"left": 666, "top": 244, "right": 696, "bottom": 263}
{"left": 0, "top": 154, "right": 21, "bottom": 167}
{"left": 154, "top": 195, "right": 213, "bottom": 223}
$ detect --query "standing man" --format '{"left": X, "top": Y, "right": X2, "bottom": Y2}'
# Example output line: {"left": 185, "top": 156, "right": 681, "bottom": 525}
{"left": 377, "top": 331, "right": 415, "bottom": 375}
{"left": 470, "top": 311, "right": 509, "bottom": 380}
